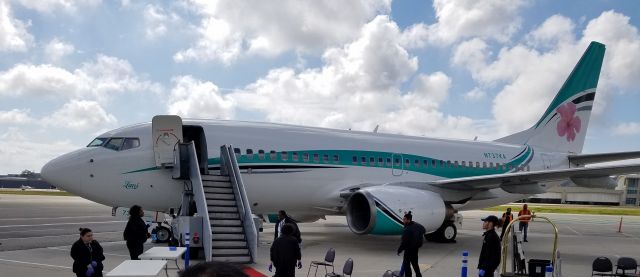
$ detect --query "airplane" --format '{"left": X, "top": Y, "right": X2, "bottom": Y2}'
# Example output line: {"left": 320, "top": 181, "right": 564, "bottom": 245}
{"left": 41, "top": 41, "right": 640, "bottom": 243}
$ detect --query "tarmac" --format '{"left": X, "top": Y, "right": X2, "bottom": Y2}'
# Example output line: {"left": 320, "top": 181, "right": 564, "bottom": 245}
{"left": 1, "top": 194, "right": 639, "bottom": 276}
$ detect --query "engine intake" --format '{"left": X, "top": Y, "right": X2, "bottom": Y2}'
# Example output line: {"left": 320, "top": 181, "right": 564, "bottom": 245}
{"left": 345, "top": 186, "right": 446, "bottom": 235}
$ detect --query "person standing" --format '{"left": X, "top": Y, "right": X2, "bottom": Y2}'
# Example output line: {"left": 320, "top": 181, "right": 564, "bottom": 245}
{"left": 270, "top": 223, "right": 302, "bottom": 277}
{"left": 123, "top": 205, "right": 150, "bottom": 260}
{"left": 478, "top": 215, "right": 501, "bottom": 277}
{"left": 274, "top": 210, "right": 301, "bottom": 244}
{"left": 517, "top": 204, "right": 532, "bottom": 242}
{"left": 71, "top": 228, "right": 105, "bottom": 277}
{"left": 499, "top": 208, "right": 514, "bottom": 240}
{"left": 397, "top": 211, "right": 426, "bottom": 277}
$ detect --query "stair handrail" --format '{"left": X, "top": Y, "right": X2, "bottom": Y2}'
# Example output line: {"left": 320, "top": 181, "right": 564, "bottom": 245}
{"left": 220, "top": 145, "right": 257, "bottom": 263}
{"left": 186, "top": 142, "right": 213, "bottom": 261}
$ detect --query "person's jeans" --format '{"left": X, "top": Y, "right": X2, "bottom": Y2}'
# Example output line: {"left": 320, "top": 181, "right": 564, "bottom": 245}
{"left": 402, "top": 250, "right": 422, "bottom": 277}
{"left": 519, "top": 222, "right": 529, "bottom": 241}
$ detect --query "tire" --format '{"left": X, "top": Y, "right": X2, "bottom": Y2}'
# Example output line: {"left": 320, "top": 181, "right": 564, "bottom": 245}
{"left": 155, "top": 226, "right": 171, "bottom": 243}
{"left": 426, "top": 221, "right": 457, "bottom": 243}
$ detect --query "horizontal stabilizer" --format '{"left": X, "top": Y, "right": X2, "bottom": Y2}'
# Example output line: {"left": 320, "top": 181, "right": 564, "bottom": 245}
{"left": 568, "top": 151, "right": 640, "bottom": 165}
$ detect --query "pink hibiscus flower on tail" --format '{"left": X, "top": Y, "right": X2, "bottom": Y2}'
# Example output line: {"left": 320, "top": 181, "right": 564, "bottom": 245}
{"left": 556, "top": 102, "right": 581, "bottom": 142}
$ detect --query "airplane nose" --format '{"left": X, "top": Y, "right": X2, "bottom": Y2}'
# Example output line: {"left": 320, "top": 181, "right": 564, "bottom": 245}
{"left": 41, "top": 156, "right": 66, "bottom": 188}
{"left": 41, "top": 149, "right": 88, "bottom": 191}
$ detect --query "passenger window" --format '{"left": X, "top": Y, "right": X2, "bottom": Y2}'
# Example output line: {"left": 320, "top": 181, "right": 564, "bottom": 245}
{"left": 378, "top": 157, "right": 384, "bottom": 166}
{"left": 270, "top": 150, "right": 277, "bottom": 160}
{"left": 432, "top": 160, "right": 437, "bottom": 167}
{"left": 483, "top": 162, "right": 487, "bottom": 168}
{"left": 121, "top": 138, "right": 140, "bottom": 150}
{"left": 323, "top": 154, "right": 329, "bottom": 163}
{"left": 440, "top": 160, "right": 445, "bottom": 168}
{"left": 281, "top": 151, "right": 288, "bottom": 161}
{"left": 476, "top": 162, "right": 480, "bottom": 168}
{"left": 234, "top": 148, "right": 241, "bottom": 155}
{"left": 447, "top": 161, "right": 452, "bottom": 168}
{"left": 246, "top": 149, "right": 254, "bottom": 159}
{"left": 414, "top": 160, "right": 420, "bottom": 168}
{"left": 394, "top": 158, "right": 400, "bottom": 166}
{"left": 292, "top": 152, "right": 299, "bottom": 161}
{"left": 313, "top": 154, "right": 319, "bottom": 162}
{"left": 386, "top": 157, "right": 392, "bottom": 166}
{"left": 258, "top": 150, "right": 265, "bottom": 160}
{"left": 352, "top": 156, "right": 358, "bottom": 164}
{"left": 423, "top": 160, "right": 429, "bottom": 168}
{"left": 303, "top": 153, "right": 309, "bottom": 162}
{"left": 461, "top": 161, "right": 466, "bottom": 167}
{"left": 369, "top": 157, "right": 375, "bottom": 166}
{"left": 405, "top": 159, "right": 410, "bottom": 167}
{"left": 104, "top": 138, "right": 124, "bottom": 151}
{"left": 361, "top": 157, "right": 367, "bottom": 165}
{"left": 454, "top": 161, "right": 459, "bottom": 168}
{"left": 333, "top": 155, "right": 340, "bottom": 163}
{"left": 495, "top": 163, "right": 500, "bottom": 169}
{"left": 489, "top": 162, "right": 494, "bottom": 168}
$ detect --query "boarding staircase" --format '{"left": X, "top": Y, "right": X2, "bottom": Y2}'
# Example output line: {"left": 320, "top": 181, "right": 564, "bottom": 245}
{"left": 180, "top": 143, "right": 257, "bottom": 263}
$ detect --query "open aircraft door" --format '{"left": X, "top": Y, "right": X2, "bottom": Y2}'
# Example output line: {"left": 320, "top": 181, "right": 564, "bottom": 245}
{"left": 152, "top": 115, "right": 183, "bottom": 167}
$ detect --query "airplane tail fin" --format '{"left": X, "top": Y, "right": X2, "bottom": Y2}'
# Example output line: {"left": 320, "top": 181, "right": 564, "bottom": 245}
{"left": 495, "top": 41, "right": 606, "bottom": 154}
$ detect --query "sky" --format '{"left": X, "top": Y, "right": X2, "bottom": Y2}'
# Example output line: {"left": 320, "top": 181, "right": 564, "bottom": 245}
{"left": 1, "top": 0, "right": 639, "bottom": 174}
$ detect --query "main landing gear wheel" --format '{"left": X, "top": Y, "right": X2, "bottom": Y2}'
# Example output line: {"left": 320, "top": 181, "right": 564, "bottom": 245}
{"left": 155, "top": 226, "right": 171, "bottom": 243}
{"left": 425, "top": 221, "right": 457, "bottom": 243}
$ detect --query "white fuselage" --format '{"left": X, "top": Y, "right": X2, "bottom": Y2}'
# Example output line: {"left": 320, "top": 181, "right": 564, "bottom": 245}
{"left": 41, "top": 119, "right": 569, "bottom": 220}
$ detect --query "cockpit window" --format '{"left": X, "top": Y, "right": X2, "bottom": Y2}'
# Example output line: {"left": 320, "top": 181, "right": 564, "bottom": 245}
{"left": 121, "top": 138, "right": 140, "bottom": 150}
{"left": 87, "top": 138, "right": 109, "bottom": 147}
{"left": 104, "top": 138, "right": 124, "bottom": 151}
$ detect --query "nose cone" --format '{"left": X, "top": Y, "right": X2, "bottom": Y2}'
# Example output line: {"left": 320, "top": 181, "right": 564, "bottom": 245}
{"left": 41, "top": 148, "right": 89, "bottom": 192}
{"left": 41, "top": 155, "right": 69, "bottom": 189}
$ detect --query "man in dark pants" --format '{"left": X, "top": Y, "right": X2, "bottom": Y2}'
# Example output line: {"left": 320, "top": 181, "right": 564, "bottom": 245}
{"left": 397, "top": 211, "right": 426, "bottom": 277}
{"left": 478, "top": 215, "right": 501, "bottom": 277}
{"left": 274, "top": 210, "right": 302, "bottom": 244}
{"left": 270, "top": 223, "right": 302, "bottom": 277}
{"left": 499, "top": 208, "right": 513, "bottom": 240}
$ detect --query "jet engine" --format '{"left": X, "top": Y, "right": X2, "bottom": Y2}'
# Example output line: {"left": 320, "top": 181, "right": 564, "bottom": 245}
{"left": 345, "top": 186, "right": 446, "bottom": 235}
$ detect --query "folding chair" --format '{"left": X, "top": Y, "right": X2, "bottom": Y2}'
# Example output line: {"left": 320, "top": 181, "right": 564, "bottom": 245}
{"left": 326, "top": 258, "right": 353, "bottom": 277}
{"left": 615, "top": 257, "right": 638, "bottom": 277}
{"left": 591, "top": 257, "right": 613, "bottom": 276}
{"left": 307, "top": 248, "right": 336, "bottom": 277}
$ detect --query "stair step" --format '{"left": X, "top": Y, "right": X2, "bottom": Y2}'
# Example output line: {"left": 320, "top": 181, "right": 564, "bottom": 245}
{"left": 212, "top": 248, "right": 249, "bottom": 256}
{"left": 209, "top": 213, "right": 240, "bottom": 219}
{"left": 202, "top": 175, "right": 230, "bottom": 182}
{"left": 212, "top": 233, "right": 245, "bottom": 240}
{"left": 212, "top": 226, "right": 244, "bottom": 233}
{"left": 205, "top": 192, "right": 235, "bottom": 200}
{"left": 202, "top": 181, "right": 232, "bottom": 188}
{"left": 211, "top": 219, "right": 242, "bottom": 226}
{"left": 212, "top": 240, "right": 247, "bottom": 248}
{"left": 203, "top": 187, "right": 233, "bottom": 194}
{"left": 208, "top": 206, "right": 239, "bottom": 213}
{"left": 211, "top": 255, "right": 252, "bottom": 263}
{"left": 206, "top": 199, "right": 237, "bottom": 206}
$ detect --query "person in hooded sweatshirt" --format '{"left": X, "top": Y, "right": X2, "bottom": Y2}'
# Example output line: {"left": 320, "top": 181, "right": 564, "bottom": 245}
{"left": 123, "top": 205, "right": 150, "bottom": 260}
{"left": 71, "top": 227, "right": 105, "bottom": 277}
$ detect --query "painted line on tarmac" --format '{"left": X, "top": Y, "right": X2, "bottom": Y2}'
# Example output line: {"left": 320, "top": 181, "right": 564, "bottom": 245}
{"left": 565, "top": 225, "right": 582, "bottom": 236}
{"left": 0, "top": 231, "right": 123, "bottom": 241}
{"left": 0, "top": 257, "right": 72, "bottom": 269}
{"left": 0, "top": 215, "right": 113, "bottom": 221}
{"left": 0, "top": 220, "right": 125, "bottom": 228}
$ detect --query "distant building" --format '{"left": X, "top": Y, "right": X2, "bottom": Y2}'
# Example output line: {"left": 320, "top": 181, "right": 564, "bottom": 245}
{"left": 616, "top": 174, "right": 640, "bottom": 207}
{"left": 0, "top": 174, "right": 54, "bottom": 189}
{"left": 529, "top": 186, "right": 624, "bottom": 206}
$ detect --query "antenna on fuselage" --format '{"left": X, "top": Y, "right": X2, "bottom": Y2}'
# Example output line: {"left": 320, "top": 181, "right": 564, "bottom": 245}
{"left": 473, "top": 136, "right": 478, "bottom": 141}
{"left": 373, "top": 125, "right": 379, "bottom": 133}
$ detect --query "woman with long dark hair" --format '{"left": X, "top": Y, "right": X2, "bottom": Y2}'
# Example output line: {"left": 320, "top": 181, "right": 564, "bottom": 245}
{"left": 123, "top": 205, "right": 150, "bottom": 259}
{"left": 70, "top": 228, "right": 105, "bottom": 277}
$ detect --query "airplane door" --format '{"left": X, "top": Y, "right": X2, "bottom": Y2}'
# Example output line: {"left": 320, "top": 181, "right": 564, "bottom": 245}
{"left": 152, "top": 115, "right": 183, "bottom": 167}
{"left": 392, "top": 153, "right": 403, "bottom": 176}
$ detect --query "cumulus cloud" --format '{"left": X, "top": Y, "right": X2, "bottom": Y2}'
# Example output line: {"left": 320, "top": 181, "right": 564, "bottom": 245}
{"left": 0, "top": 1, "right": 33, "bottom": 52}
{"left": 167, "top": 75, "right": 235, "bottom": 119}
{"left": 613, "top": 122, "right": 640, "bottom": 135}
{"left": 42, "top": 100, "right": 117, "bottom": 131}
{"left": 44, "top": 38, "right": 75, "bottom": 62}
{"left": 0, "top": 109, "right": 33, "bottom": 124}
{"left": 143, "top": 4, "right": 180, "bottom": 39}
{"left": 16, "top": 0, "right": 101, "bottom": 14}
{"left": 464, "top": 88, "right": 487, "bottom": 101}
{"left": 0, "top": 54, "right": 161, "bottom": 102}
{"left": 174, "top": 0, "right": 390, "bottom": 64}
{"left": 0, "top": 127, "right": 77, "bottom": 173}
{"left": 454, "top": 10, "right": 640, "bottom": 134}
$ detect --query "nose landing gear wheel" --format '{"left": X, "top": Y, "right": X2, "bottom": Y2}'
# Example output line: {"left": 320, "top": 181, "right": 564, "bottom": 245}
{"left": 154, "top": 226, "right": 171, "bottom": 243}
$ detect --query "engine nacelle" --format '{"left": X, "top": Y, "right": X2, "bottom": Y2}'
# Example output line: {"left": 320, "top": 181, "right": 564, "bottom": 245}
{"left": 345, "top": 186, "right": 446, "bottom": 235}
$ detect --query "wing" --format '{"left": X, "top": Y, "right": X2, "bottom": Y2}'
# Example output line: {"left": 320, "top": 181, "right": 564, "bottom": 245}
{"left": 568, "top": 151, "right": 640, "bottom": 165}
{"left": 425, "top": 163, "right": 640, "bottom": 193}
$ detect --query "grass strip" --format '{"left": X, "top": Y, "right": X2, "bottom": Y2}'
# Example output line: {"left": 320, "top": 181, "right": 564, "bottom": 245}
{"left": 483, "top": 204, "right": 640, "bottom": 216}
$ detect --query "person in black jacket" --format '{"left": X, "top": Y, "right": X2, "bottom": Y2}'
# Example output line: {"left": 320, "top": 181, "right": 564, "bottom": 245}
{"left": 123, "top": 205, "right": 150, "bottom": 260}
{"left": 70, "top": 228, "right": 105, "bottom": 277}
{"left": 274, "top": 210, "right": 301, "bottom": 244}
{"left": 478, "top": 215, "right": 501, "bottom": 277}
{"left": 397, "top": 211, "right": 426, "bottom": 277}
{"left": 270, "top": 223, "right": 302, "bottom": 277}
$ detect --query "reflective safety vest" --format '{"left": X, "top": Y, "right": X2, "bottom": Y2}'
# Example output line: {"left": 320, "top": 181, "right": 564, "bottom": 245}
{"left": 518, "top": 209, "right": 532, "bottom": 223}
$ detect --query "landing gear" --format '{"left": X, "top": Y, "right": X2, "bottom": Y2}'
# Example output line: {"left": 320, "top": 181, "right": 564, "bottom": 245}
{"left": 154, "top": 225, "right": 171, "bottom": 243}
{"left": 425, "top": 221, "right": 457, "bottom": 243}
